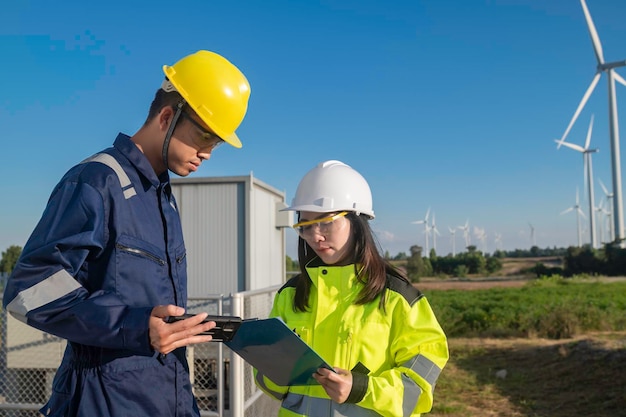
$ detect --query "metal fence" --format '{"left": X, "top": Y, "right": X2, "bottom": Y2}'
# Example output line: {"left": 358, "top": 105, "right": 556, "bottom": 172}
{"left": 0, "top": 286, "right": 282, "bottom": 417}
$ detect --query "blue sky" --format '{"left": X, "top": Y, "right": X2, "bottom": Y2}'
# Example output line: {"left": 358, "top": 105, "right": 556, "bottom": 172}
{"left": 2, "top": 0, "right": 626, "bottom": 259}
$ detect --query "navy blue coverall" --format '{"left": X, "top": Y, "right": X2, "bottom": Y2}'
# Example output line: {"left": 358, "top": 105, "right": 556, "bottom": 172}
{"left": 3, "top": 134, "right": 199, "bottom": 416}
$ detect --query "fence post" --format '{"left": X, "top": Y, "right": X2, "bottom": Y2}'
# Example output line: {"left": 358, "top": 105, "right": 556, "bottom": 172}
{"left": 230, "top": 292, "right": 244, "bottom": 417}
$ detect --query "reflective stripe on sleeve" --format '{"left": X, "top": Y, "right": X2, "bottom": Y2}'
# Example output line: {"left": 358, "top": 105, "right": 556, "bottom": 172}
{"left": 401, "top": 373, "right": 422, "bottom": 416}
{"left": 282, "top": 394, "right": 380, "bottom": 417}
{"left": 402, "top": 354, "right": 442, "bottom": 388}
{"left": 255, "top": 371, "right": 284, "bottom": 401}
{"left": 81, "top": 153, "right": 136, "bottom": 199}
{"left": 6, "top": 269, "right": 82, "bottom": 322}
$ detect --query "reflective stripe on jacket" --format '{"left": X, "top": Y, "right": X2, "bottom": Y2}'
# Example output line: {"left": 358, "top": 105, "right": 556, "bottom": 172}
{"left": 2, "top": 134, "right": 198, "bottom": 417}
{"left": 255, "top": 260, "right": 449, "bottom": 417}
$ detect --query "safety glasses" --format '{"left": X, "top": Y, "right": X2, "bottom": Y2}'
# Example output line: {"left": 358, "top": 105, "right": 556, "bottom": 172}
{"left": 180, "top": 111, "right": 224, "bottom": 151}
{"left": 293, "top": 212, "right": 349, "bottom": 238}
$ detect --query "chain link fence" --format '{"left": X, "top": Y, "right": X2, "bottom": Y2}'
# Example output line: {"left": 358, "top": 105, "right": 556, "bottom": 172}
{"left": 1, "top": 286, "right": 281, "bottom": 417}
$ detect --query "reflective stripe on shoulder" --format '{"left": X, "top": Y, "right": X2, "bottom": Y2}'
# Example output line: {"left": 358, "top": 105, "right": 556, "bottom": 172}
{"left": 81, "top": 153, "right": 136, "bottom": 199}
{"left": 6, "top": 269, "right": 82, "bottom": 322}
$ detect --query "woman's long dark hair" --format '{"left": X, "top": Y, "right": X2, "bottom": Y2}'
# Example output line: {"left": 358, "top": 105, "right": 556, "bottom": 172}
{"left": 293, "top": 212, "right": 410, "bottom": 312}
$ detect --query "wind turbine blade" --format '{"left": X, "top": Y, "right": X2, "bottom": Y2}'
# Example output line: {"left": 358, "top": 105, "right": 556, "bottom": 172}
{"left": 558, "top": 140, "right": 585, "bottom": 153}
{"left": 425, "top": 207, "right": 430, "bottom": 221}
{"left": 580, "top": 0, "right": 605, "bottom": 64}
{"left": 558, "top": 72, "right": 601, "bottom": 147}
{"left": 599, "top": 178, "right": 609, "bottom": 196}
{"left": 577, "top": 208, "right": 587, "bottom": 219}
{"left": 584, "top": 114, "right": 594, "bottom": 150}
{"left": 561, "top": 207, "right": 574, "bottom": 215}
{"left": 615, "top": 71, "right": 626, "bottom": 87}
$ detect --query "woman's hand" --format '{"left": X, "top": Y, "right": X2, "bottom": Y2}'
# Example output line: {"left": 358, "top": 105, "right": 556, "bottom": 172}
{"left": 313, "top": 367, "right": 353, "bottom": 403}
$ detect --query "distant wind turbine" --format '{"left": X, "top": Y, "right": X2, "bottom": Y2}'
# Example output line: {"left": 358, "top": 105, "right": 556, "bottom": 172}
{"left": 599, "top": 178, "right": 614, "bottom": 241}
{"left": 560, "top": 188, "right": 586, "bottom": 247}
{"left": 448, "top": 226, "right": 457, "bottom": 256}
{"left": 528, "top": 223, "right": 536, "bottom": 247}
{"left": 556, "top": 0, "right": 626, "bottom": 245}
{"left": 411, "top": 207, "right": 430, "bottom": 254}
{"left": 494, "top": 232, "right": 503, "bottom": 251}
{"left": 431, "top": 213, "right": 441, "bottom": 253}
{"left": 458, "top": 220, "right": 471, "bottom": 249}
{"left": 555, "top": 114, "right": 599, "bottom": 248}
{"left": 595, "top": 199, "right": 606, "bottom": 244}
{"left": 474, "top": 226, "right": 487, "bottom": 253}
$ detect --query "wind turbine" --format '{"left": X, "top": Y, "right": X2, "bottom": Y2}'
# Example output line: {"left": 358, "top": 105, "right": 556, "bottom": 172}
{"left": 458, "top": 220, "right": 471, "bottom": 249}
{"left": 528, "top": 223, "right": 536, "bottom": 247}
{"left": 555, "top": 114, "right": 599, "bottom": 247}
{"left": 560, "top": 188, "right": 586, "bottom": 247}
{"left": 556, "top": 0, "right": 626, "bottom": 245}
{"left": 431, "top": 213, "right": 441, "bottom": 253}
{"left": 599, "top": 178, "right": 614, "bottom": 241}
{"left": 474, "top": 227, "right": 487, "bottom": 253}
{"left": 494, "top": 232, "right": 503, "bottom": 251}
{"left": 595, "top": 199, "right": 606, "bottom": 244}
{"left": 411, "top": 207, "right": 430, "bottom": 254}
{"left": 448, "top": 226, "right": 457, "bottom": 256}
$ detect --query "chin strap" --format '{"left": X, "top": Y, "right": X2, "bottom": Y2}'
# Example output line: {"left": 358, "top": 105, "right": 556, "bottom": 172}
{"left": 162, "top": 100, "right": 186, "bottom": 171}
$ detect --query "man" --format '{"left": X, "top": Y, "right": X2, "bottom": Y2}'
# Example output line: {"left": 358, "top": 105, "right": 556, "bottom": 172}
{"left": 2, "top": 50, "right": 251, "bottom": 416}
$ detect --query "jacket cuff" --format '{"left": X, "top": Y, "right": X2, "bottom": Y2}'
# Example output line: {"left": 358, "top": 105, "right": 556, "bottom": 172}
{"left": 121, "top": 307, "right": 153, "bottom": 354}
{"left": 346, "top": 371, "right": 368, "bottom": 403}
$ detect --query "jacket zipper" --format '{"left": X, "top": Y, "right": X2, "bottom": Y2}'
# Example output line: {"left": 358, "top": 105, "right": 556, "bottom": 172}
{"left": 116, "top": 243, "right": 166, "bottom": 265}
{"left": 346, "top": 330, "right": 353, "bottom": 368}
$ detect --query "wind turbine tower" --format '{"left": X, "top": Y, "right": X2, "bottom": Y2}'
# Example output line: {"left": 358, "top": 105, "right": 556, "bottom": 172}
{"left": 556, "top": 115, "right": 599, "bottom": 248}
{"left": 557, "top": 0, "right": 626, "bottom": 246}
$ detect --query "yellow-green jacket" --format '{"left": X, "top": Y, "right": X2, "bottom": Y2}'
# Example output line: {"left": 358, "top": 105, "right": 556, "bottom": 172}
{"left": 255, "top": 261, "right": 449, "bottom": 416}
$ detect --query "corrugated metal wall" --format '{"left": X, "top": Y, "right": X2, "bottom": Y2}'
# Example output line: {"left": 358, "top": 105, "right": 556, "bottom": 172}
{"left": 171, "top": 175, "right": 287, "bottom": 297}
{"left": 249, "top": 182, "right": 287, "bottom": 290}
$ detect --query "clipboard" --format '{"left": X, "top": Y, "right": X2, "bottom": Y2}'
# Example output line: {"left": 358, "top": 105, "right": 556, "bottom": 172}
{"left": 224, "top": 317, "right": 335, "bottom": 386}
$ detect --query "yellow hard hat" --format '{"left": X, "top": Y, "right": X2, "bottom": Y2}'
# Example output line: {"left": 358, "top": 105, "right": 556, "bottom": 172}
{"left": 163, "top": 50, "right": 250, "bottom": 148}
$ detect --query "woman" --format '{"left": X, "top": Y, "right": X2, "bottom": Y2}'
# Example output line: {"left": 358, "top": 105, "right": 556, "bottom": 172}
{"left": 255, "top": 160, "right": 449, "bottom": 417}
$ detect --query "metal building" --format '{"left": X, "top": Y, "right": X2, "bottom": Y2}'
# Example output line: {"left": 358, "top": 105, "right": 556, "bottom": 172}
{"left": 171, "top": 173, "right": 292, "bottom": 296}
{"left": 1, "top": 173, "right": 292, "bottom": 415}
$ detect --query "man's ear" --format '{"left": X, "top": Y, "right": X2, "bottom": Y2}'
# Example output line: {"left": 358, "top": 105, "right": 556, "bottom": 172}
{"left": 158, "top": 106, "right": 174, "bottom": 131}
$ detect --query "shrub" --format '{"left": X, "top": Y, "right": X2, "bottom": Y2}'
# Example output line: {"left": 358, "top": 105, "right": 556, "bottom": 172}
{"left": 425, "top": 281, "right": 626, "bottom": 339}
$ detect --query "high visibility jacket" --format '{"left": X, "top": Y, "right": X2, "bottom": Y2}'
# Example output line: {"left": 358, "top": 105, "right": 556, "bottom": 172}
{"left": 2, "top": 134, "right": 199, "bottom": 417}
{"left": 255, "top": 260, "right": 449, "bottom": 417}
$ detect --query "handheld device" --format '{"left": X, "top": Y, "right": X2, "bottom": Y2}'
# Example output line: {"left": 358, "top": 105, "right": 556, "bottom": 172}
{"left": 165, "top": 314, "right": 243, "bottom": 342}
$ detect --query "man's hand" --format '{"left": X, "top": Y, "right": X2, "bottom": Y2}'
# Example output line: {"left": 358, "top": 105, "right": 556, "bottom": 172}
{"left": 149, "top": 305, "right": 216, "bottom": 354}
{"left": 313, "top": 367, "right": 353, "bottom": 403}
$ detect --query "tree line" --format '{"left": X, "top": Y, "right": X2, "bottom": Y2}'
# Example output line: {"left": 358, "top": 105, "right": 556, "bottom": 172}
{"left": 4, "top": 243, "right": 626, "bottom": 286}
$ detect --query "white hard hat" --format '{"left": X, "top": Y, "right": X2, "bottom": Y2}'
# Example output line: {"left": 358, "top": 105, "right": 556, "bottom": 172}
{"left": 283, "top": 160, "right": 374, "bottom": 218}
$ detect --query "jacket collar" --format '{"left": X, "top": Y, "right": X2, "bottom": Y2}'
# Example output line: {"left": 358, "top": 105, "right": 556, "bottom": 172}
{"left": 114, "top": 133, "right": 167, "bottom": 188}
